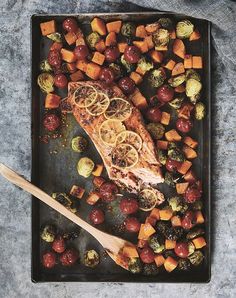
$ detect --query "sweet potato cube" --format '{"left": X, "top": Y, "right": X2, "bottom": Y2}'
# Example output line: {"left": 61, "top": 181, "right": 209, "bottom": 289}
{"left": 177, "top": 160, "right": 192, "bottom": 175}
{"left": 106, "top": 20, "right": 122, "bottom": 33}
{"left": 189, "top": 30, "right": 201, "bottom": 41}
{"left": 76, "top": 36, "right": 86, "bottom": 46}
{"left": 183, "top": 136, "right": 198, "bottom": 149}
{"left": 45, "top": 93, "right": 61, "bottom": 109}
{"left": 86, "top": 62, "right": 101, "bottom": 80}
{"left": 70, "top": 70, "right": 84, "bottom": 82}
{"left": 138, "top": 223, "right": 156, "bottom": 240}
{"left": 178, "top": 103, "right": 194, "bottom": 119}
{"left": 95, "top": 39, "right": 106, "bottom": 53}
{"left": 133, "top": 40, "right": 149, "bottom": 53}
{"left": 129, "top": 72, "right": 143, "bottom": 85}
{"left": 92, "top": 51, "right": 105, "bottom": 66}
{"left": 175, "top": 84, "right": 185, "bottom": 93}
{"left": 150, "top": 50, "right": 163, "bottom": 63}
{"left": 192, "top": 56, "right": 203, "bottom": 69}
{"left": 65, "top": 32, "right": 77, "bottom": 45}
{"left": 135, "top": 25, "right": 147, "bottom": 38}
{"left": 183, "top": 145, "right": 197, "bottom": 159}
{"left": 192, "top": 237, "right": 206, "bottom": 249}
{"left": 171, "top": 215, "right": 182, "bottom": 227}
{"left": 50, "top": 42, "right": 63, "bottom": 51}
{"left": 92, "top": 164, "right": 104, "bottom": 176}
{"left": 170, "top": 30, "right": 176, "bottom": 39}
{"left": 93, "top": 176, "right": 105, "bottom": 188}
{"left": 145, "top": 216, "right": 157, "bottom": 227}
{"left": 184, "top": 54, "right": 193, "bottom": 69}
{"left": 86, "top": 192, "right": 100, "bottom": 205}
{"left": 70, "top": 185, "right": 85, "bottom": 199}
{"left": 91, "top": 17, "right": 107, "bottom": 35}
{"left": 67, "top": 62, "right": 77, "bottom": 73}
{"left": 118, "top": 42, "right": 128, "bottom": 53}
{"left": 165, "top": 239, "right": 176, "bottom": 249}
{"left": 61, "top": 48, "right": 76, "bottom": 63}
{"left": 173, "top": 39, "right": 185, "bottom": 59}
{"left": 137, "top": 239, "right": 148, "bottom": 248}
{"left": 145, "top": 23, "right": 160, "bottom": 34}
{"left": 76, "top": 59, "right": 89, "bottom": 72}
{"left": 123, "top": 246, "right": 139, "bottom": 258}
{"left": 150, "top": 208, "right": 160, "bottom": 220}
{"left": 40, "top": 20, "right": 56, "bottom": 36}
{"left": 144, "top": 35, "right": 154, "bottom": 49}
{"left": 130, "top": 89, "right": 148, "bottom": 110}
{"left": 105, "top": 32, "right": 117, "bottom": 46}
{"left": 184, "top": 169, "right": 197, "bottom": 182}
{"left": 164, "top": 59, "right": 176, "bottom": 71}
{"left": 172, "top": 62, "right": 185, "bottom": 76}
{"left": 135, "top": 66, "right": 146, "bottom": 76}
{"left": 176, "top": 182, "right": 189, "bottom": 194}
{"left": 154, "top": 254, "right": 165, "bottom": 267}
{"left": 164, "top": 257, "right": 178, "bottom": 272}
{"left": 159, "top": 209, "right": 173, "bottom": 221}
{"left": 156, "top": 140, "right": 168, "bottom": 150}
{"left": 161, "top": 112, "right": 171, "bottom": 125}
{"left": 155, "top": 45, "right": 168, "bottom": 51}
{"left": 165, "top": 129, "right": 181, "bottom": 142}
{"left": 195, "top": 211, "right": 205, "bottom": 224}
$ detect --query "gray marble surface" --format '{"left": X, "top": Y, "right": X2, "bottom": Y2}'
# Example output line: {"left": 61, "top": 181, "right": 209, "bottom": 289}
{"left": 0, "top": 0, "right": 236, "bottom": 297}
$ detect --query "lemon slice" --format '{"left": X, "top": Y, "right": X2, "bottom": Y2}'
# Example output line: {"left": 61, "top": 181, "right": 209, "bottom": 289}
{"left": 104, "top": 97, "right": 132, "bottom": 121}
{"left": 86, "top": 92, "right": 110, "bottom": 116}
{"left": 111, "top": 143, "right": 139, "bottom": 169}
{"left": 99, "top": 119, "right": 126, "bottom": 146}
{"left": 116, "top": 130, "right": 142, "bottom": 152}
{"left": 138, "top": 189, "right": 158, "bottom": 211}
{"left": 72, "top": 85, "right": 98, "bottom": 108}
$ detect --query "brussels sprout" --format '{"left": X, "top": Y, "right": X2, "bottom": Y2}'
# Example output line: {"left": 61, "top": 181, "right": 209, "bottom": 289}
{"left": 168, "top": 147, "right": 185, "bottom": 162}
{"left": 109, "top": 63, "right": 123, "bottom": 80}
{"left": 176, "top": 20, "right": 194, "bottom": 39}
{"left": 164, "top": 172, "right": 180, "bottom": 187}
{"left": 178, "top": 258, "right": 191, "bottom": 271}
{"left": 37, "top": 73, "right": 54, "bottom": 93}
{"left": 40, "top": 224, "right": 56, "bottom": 242}
{"left": 148, "top": 234, "right": 165, "bottom": 253}
{"left": 157, "top": 149, "right": 167, "bottom": 165}
{"left": 52, "top": 192, "right": 77, "bottom": 213}
{"left": 164, "top": 226, "right": 184, "bottom": 241}
{"left": 163, "top": 250, "right": 176, "bottom": 259}
{"left": 168, "top": 196, "right": 188, "bottom": 213}
{"left": 77, "top": 157, "right": 95, "bottom": 178}
{"left": 192, "top": 200, "right": 203, "bottom": 210}
{"left": 168, "top": 74, "right": 186, "bottom": 87}
{"left": 71, "top": 136, "right": 88, "bottom": 153}
{"left": 137, "top": 57, "right": 154, "bottom": 73}
{"left": 47, "top": 32, "right": 62, "bottom": 42}
{"left": 158, "top": 18, "right": 173, "bottom": 30}
{"left": 189, "top": 92, "right": 201, "bottom": 104}
{"left": 128, "top": 258, "right": 142, "bottom": 274}
{"left": 186, "top": 228, "right": 205, "bottom": 240}
{"left": 186, "top": 79, "right": 202, "bottom": 100}
{"left": 86, "top": 32, "right": 100, "bottom": 49}
{"left": 186, "top": 69, "right": 201, "bottom": 82}
{"left": 168, "top": 142, "right": 177, "bottom": 150}
{"left": 188, "top": 241, "right": 195, "bottom": 256}
{"left": 153, "top": 29, "right": 170, "bottom": 46}
{"left": 146, "top": 122, "right": 165, "bottom": 140}
{"left": 121, "top": 22, "right": 136, "bottom": 38}
{"left": 168, "top": 97, "right": 184, "bottom": 109}
{"left": 83, "top": 249, "right": 100, "bottom": 268}
{"left": 156, "top": 221, "right": 169, "bottom": 235}
{"left": 120, "top": 54, "right": 135, "bottom": 73}
{"left": 148, "top": 68, "right": 165, "bottom": 88}
{"left": 188, "top": 250, "right": 204, "bottom": 266}
{"left": 39, "top": 59, "right": 53, "bottom": 72}
{"left": 143, "top": 263, "right": 159, "bottom": 276}
{"left": 195, "top": 102, "right": 206, "bottom": 120}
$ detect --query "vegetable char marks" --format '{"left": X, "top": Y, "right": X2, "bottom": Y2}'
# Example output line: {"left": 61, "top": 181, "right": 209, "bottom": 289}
{"left": 67, "top": 81, "right": 164, "bottom": 193}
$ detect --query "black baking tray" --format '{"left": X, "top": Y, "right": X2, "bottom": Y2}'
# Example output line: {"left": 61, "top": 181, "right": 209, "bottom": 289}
{"left": 31, "top": 12, "right": 211, "bottom": 282}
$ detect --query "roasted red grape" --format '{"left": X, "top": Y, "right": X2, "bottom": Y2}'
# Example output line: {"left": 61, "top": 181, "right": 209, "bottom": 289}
{"left": 52, "top": 236, "right": 66, "bottom": 253}
{"left": 118, "top": 77, "right": 135, "bottom": 95}
{"left": 156, "top": 84, "right": 174, "bottom": 103}
{"left": 60, "top": 248, "right": 79, "bottom": 266}
{"left": 104, "top": 47, "right": 120, "bottom": 62}
{"left": 42, "top": 252, "right": 56, "bottom": 268}
{"left": 124, "top": 217, "right": 141, "bottom": 233}
{"left": 174, "top": 242, "right": 189, "bottom": 258}
{"left": 99, "top": 68, "right": 115, "bottom": 85}
{"left": 62, "top": 18, "right": 78, "bottom": 33}
{"left": 119, "top": 198, "right": 139, "bottom": 215}
{"left": 165, "top": 158, "right": 182, "bottom": 172}
{"left": 54, "top": 74, "right": 68, "bottom": 89}
{"left": 146, "top": 107, "right": 162, "bottom": 122}
{"left": 140, "top": 247, "right": 155, "bottom": 264}
{"left": 181, "top": 211, "right": 196, "bottom": 230}
{"left": 184, "top": 185, "right": 202, "bottom": 203}
{"left": 48, "top": 50, "right": 61, "bottom": 68}
{"left": 99, "top": 182, "right": 118, "bottom": 202}
{"left": 176, "top": 118, "right": 193, "bottom": 133}
{"left": 74, "top": 45, "right": 89, "bottom": 60}
{"left": 43, "top": 114, "right": 60, "bottom": 132}
{"left": 124, "top": 45, "right": 141, "bottom": 63}
{"left": 89, "top": 209, "right": 105, "bottom": 225}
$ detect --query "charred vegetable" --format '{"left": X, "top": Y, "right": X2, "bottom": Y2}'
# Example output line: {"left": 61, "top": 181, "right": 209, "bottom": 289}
{"left": 178, "top": 258, "right": 191, "bottom": 271}
{"left": 168, "top": 147, "right": 185, "bottom": 162}
{"left": 120, "top": 54, "right": 135, "bottom": 73}
{"left": 186, "top": 69, "right": 201, "bottom": 82}
{"left": 168, "top": 74, "right": 186, "bottom": 87}
{"left": 168, "top": 97, "right": 184, "bottom": 109}
{"left": 86, "top": 32, "right": 100, "bottom": 49}
{"left": 195, "top": 102, "right": 206, "bottom": 120}
{"left": 192, "top": 200, "right": 203, "bottom": 210}
{"left": 153, "top": 29, "right": 170, "bottom": 46}
{"left": 71, "top": 136, "right": 88, "bottom": 152}
{"left": 157, "top": 149, "right": 167, "bottom": 165}
{"left": 188, "top": 250, "right": 204, "bottom": 266}
{"left": 77, "top": 157, "right": 95, "bottom": 178}
{"left": 37, "top": 73, "right": 54, "bottom": 93}
{"left": 176, "top": 20, "right": 194, "bottom": 39}
{"left": 164, "top": 172, "right": 180, "bottom": 187}
{"left": 148, "top": 68, "right": 165, "bottom": 88}
{"left": 186, "top": 79, "right": 202, "bottom": 102}
{"left": 148, "top": 234, "right": 165, "bottom": 253}
{"left": 47, "top": 32, "right": 62, "bottom": 42}
{"left": 143, "top": 263, "right": 159, "bottom": 276}
{"left": 188, "top": 241, "right": 195, "bottom": 256}
{"left": 168, "top": 196, "right": 188, "bottom": 213}
{"left": 128, "top": 258, "right": 142, "bottom": 274}
{"left": 39, "top": 59, "right": 53, "bottom": 72}
{"left": 158, "top": 18, "right": 173, "bottom": 30}
{"left": 109, "top": 63, "right": 123, "bottom": 80}
{"left": 137, "top": 57, "right": 154, "bottom": 73}
{"left": 63, "top": 230, "right": 80, "bottom": 240}
{"left": 40, "top": 224, "right": 56, "bottom": 242}
{"left": 186, "top": 228, "right": 205, "bottom": 240}
{"left": 146, "top": 122, "right": 165, "bottom": 140}
{"left": 121, "top": 22, "right": 136, "bottom": 38}
{"left": 164, "top": 226, "right": 184, "bottom": 241}
{"left": 52, "top": 193, "right": 77, "bottom": 213}
{"left": 83, "top": 249, "right": 100, "bottom": 268}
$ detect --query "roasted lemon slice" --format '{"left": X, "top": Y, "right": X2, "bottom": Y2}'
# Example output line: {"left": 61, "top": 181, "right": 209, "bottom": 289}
{"left": 99, "top": 119, "right": 126, "bottom": 146}
{"left": 86, "top": 92, "right": 110, "bottom": 116}
{"left": 111, "top": 143, "right": 139, "bottom": 169}
{"left": 116, "top": 130, "right": 142, "bottom": 152}
{"left": 72, "top": 85, "right": 98, "bottom": 108}
{"left": 138, "top": 189, "right": 158, "bottom": 211}
{"left": 104, "top": 97, "right": 132, "bottom": 121}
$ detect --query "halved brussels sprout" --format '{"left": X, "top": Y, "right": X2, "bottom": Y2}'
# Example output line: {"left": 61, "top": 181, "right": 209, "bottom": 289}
{"left": 158, "top": 149, "right": 167, "bottom": 165}
{"left": 86, "top": 32, "right": 100, "bottom": 49}
{"left": 153, "top": 28, "right": 170, "bottom": 46}
{"left": 146, "top": 122, "right": 165, "bottom": 140}
{"left": 40, "top": 224, "right": 56, "bottom": 243}
{"left": 186, "top": 69, "right": 201, "bottom": 82}
{"left": 121, "top": 22, "right": 136, "bottom": 38}
{"left": 168, "top": 196, "right": 188, "bottom": 213}
{"left": 158, "top": 18, "right": 173, "bottom": 30}
{"left": 71, "top": 136, "right": 88, "bottom": 153}
{"left": 148, "top": 68, "right": 165, "bottom": 88}
{"left": 168, "top": 147, "right": 185, "bottom": 162}
{"left": 109, "top": 63, "right": 123, "bottom": 80}
{"left": 168, "top": 97, "right": 184, "bottom": 109}
{"left": 188, "top": 250, "right": 204, "bottom": 266}
{"left": 188, "top": 241, "right": 195, "bottom": 256}
{"left": 47, "top": 32, "right": 62, "bottom": 43}
{"left": 164, "top": 172, "right": 176, "bottom": 187}
{"left": 52, "top": 193, "right": 77, "bottom": 213}
{"left": 186, "top": 228, "right": 205, "bottom": 240}
{"left": 178, "top": 258, "right": 191, "bottom": 271}
{"left": 128, "top": 258, "right": 142, "bottom": 274}
{"left": 37, "top": 73, "right": 54, "bottom": 93}
{"left": 137, "top": 57, "right": 154, "bottom": 73}
{"left": 39, "top": 59, "right": 53, "bottom": 72}
{"left": 176, "top": 20, "right": 194, "bottom": 39}
{"left": 168, "top": 74, "right": 186, "bottom": 87}
{"left": 77, "top": 157, "right": 94, "bottom": 178}
{"left": 186, "top": 78, "right": 202, "bottom": 99}
{"left": 195, "top": 102, "right": 206, "bottom": 120}
{"left": 84, "top": 249, "right": 100, "bottom": 268}
{"left": 148, "top": 234, "right": 165, "bottom": 253}
{"left": 120, "top": 54, "right": 136, "bottom": 73}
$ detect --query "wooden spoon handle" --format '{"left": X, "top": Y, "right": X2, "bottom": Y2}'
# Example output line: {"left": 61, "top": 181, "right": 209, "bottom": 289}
{"left": 0, "top": 163, "right": 105, "bottom": 241}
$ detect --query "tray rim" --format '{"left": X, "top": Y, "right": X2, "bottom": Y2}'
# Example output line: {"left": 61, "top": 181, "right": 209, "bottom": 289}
{"left": 31, "top": 11, "right": 211, "bottom": 283}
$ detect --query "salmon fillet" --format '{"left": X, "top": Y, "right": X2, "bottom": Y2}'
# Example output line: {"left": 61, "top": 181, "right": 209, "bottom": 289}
{"left": 67, "top": 81, "right": 164, "bottom": 196}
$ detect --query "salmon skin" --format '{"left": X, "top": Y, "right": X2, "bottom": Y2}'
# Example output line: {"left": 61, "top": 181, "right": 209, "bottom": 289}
{"left": 66, "top": 81, "right": 164, "bottom": 199}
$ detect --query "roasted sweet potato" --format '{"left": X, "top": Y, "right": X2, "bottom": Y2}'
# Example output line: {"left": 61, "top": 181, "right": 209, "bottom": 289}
{"left": 195, "top": 211, "right": 205, "bottom": 224}
{"left": 135, "top": 25, "right": 147, "bottom": 38}
{"left": 177, "top": 160, "right": 192, "bottom": 175}
{"left": 92, "top": 51, "right": 105, "bottom": 66}
{"left": 86, "top": 62, "right": 101, "bottom": 80}
{"left": 165, "top": 129, "right": 182, "bottom": 142}
{"left": 184, "top": 54, "right": 193, "bottom": 69}
{"left": 61, "top": 48, "right": 76, "bottom": 63}
{"left": 91, "top": 17, "right": 107, "bottom": 35}
{"left": 118, "top": 42, "right": 128, "bottom": 53}
{"left": 123, "top": 246, "right": 139, "bottom": 258}
{"left": 160, "top": 112, "right": 171, "bottom": 125}
{"left": 172, "top": 62, "right": 185, "bottom": 76}
{"left": 189, "top": 30, "right": 201, "bottom": 41}
{"left": 86, "top": 191, "right": 100, "bottom": 205}
{"left": 133, "top": 40, "right": 149, "bottom": 53}
{"left": 145, "top": 22, "right": 160, "bottom": 34}
{"left": 178, "top": 103, "right": 194, "bottom": 119}
{"left": 173, "top": 39, "right": 186, "bottom": 59}
{"left": 184, "top": 169, "right": 197, "bottom": 182}
{"left": 192, "top": 237, "right": 206, "bottom": 249}
{"left": 67, "top": 62, "right": 77, "bottom": 73}
{"left": 155, "top": 45, "right": 168, "bottom": 51}
{"left": 170, "top": 30, "right": 176, "bottom": 39}
{"left": 144, "top": 35, "right": 154, "bottom": 49}
{"left": 135, "top": 66, "right": 146, "bottom": 76}
{"left": 105, "top": 32, "right": 117, "bottom": 47}
{"left": 40, "top": 20, "right": 56, "bottom": 36}
{"left": 156, "top": 140, "right": 168, "bottom": 150}
{"left": 70, "top": 70, "right": 84, "bottom": 82}
{"left": 171, "top": 215, "right": 182, "bottom": 227}
{"left": 65, "top": 31, "right": 77, "bottom": 45}
{"left": 192, "top": 56, "right": 203, "bottom": 69}
{"left": 164, "top": 59, "right": 176, "bottom": 71}
{"left": 95, "top": 39, "right": 106, "bottom": 53}
{"left": 130, "top": 89, "right": 148, "bottom": 109}
{"left": 92, "top": 164, "right": 104, "bottom": 176}
{"left": 175, "top": 84, "right": 185, "bottom": 93}
{"left": 154, "top": 254, "right": 165, "bottom": 267}
{"left": 76, "top": 59, "right": 89, "bottom": 72}
{"left": 138, "top": 223, "right": 156, "bottom": 240}
{"left": 145, "top": 216, "right": 157, "bottom": 227}
{"left": 150, "top": 50, "right": 163, "bottom": 63}
{"left": 70, "top": 185, "right": 85, "bottom": 199}
{"left": 183, "top": 136, "right": 198, "bottom": 148}
{"left": 76, "top": 36, "right": 86, "bottom": 46}
{"left": 106, "top": 20, "right": 122, "bottom": 33}
{"left": 176, "top": 182, "right": 189, "bottom": 194}
{"left": 150, "top": 208, "right": 160, "bottom": 220}
{"left": 164, "top": 257, "right": 178, "bottom": 272}
{"left": 45, "top": 93, "right": 61, "bottom": 108}
{"left": 129, "top": 72, "right": 143, "bottom": 85}
{"left": 183, "top": 145, "right": 197, "bottom": 159}
{"left": 165, "top": 239, "right": 176, "bottom": 249}
{"left": 159, "top": 209, "right": 173, "bottom": 221}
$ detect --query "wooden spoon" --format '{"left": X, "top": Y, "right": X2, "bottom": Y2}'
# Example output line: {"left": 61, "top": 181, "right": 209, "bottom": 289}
{"left": 0, "top": 163, "right": 132, "bottom": 270}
